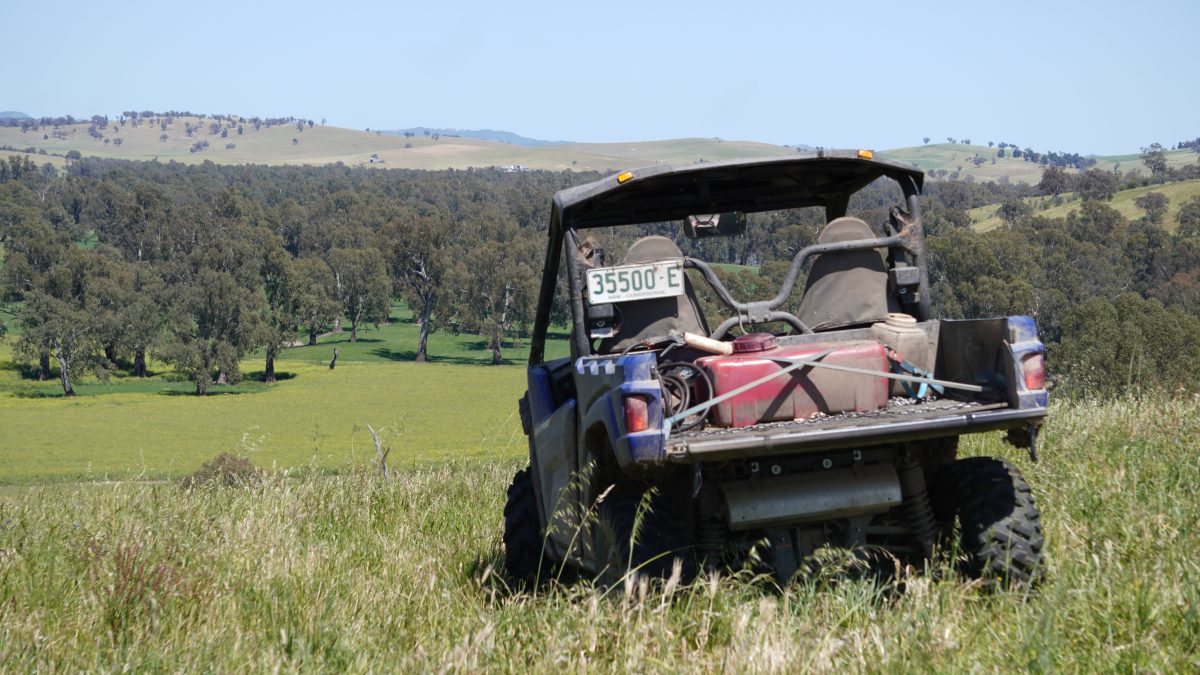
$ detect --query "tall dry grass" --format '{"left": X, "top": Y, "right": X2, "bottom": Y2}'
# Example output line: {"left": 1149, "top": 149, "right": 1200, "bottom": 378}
{"left": 2, "top": 396, "right": 1198, "bottom": 671}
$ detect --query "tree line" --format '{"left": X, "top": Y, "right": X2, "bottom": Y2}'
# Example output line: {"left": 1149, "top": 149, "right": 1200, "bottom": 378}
{"left": 0, "top": 155, "right": 592, "bottom": 394}
{"left": 2, "top": 149, "right": 1199, "bottom": 398}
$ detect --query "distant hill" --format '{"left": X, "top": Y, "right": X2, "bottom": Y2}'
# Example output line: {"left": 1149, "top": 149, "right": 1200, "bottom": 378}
{"left": 0, "top": 116, "right": 794, "bottom": 172}
{"left": 0, "top": 115, "right": 1192, "bottom": 183}
{"left": 0, "top": 111, "right": 32, "bottom": 120}
{"left": 386, "top": 127, "right": 567, "bottom": 147}
{"left": 883, "top": 142, "right": 1198, "bottom": 185}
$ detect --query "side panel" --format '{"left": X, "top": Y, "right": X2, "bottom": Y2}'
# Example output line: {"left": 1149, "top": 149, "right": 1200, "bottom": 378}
{"left": 532, "top": 401, "right": 578, "bottom": 558}
{"left": 526, "top": 359, "right": 580, "bottom": 560}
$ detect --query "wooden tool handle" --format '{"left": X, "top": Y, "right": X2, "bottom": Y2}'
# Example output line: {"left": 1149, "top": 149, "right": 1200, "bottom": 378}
{"left": 683, "top": 332, "right": 733, "bottom": 356}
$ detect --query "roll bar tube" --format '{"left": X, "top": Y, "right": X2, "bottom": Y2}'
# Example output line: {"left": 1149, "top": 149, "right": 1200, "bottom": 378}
{"left": 686, "top": 234, "right": 904, "bottom": 339}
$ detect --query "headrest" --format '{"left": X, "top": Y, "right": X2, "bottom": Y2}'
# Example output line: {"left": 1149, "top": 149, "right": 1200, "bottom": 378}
{"left": 817, "top": 217, "right": 875, "bottom": 244}
{"left": 624, "top": 236, "right": 684, "bottom": 264}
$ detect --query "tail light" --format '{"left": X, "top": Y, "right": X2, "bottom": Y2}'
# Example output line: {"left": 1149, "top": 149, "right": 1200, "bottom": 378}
{"left": 624, "top": 395, "right": 650, "bottom": 433}
{"left": 1021, "top": 352, "right": 1045, "bottom": 390}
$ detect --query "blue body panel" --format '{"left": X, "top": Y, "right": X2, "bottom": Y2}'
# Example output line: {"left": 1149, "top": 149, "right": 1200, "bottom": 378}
{"left": 573, "top": 352, "right": 668, "bottom": 468}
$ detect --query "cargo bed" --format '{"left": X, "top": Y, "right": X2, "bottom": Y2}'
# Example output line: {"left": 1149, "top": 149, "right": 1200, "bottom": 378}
{"left": 666, "top": 398, "right": 1046, "bottom": 462}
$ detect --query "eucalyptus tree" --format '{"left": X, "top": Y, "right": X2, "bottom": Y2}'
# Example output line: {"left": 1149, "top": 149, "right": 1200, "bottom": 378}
{"left": 385, "top": 206, "right": 457, "bottom": 362}
{"left": 327, "top": 247, "right": 391, "bottom": 343}
{"left": 258, "top": 243, "right": 301, "bottom": 383}
{"left": 446, "top": 219, "right": 538, "bottom": 365}
{"left": 294, "top": 257, "right": 340, "bottom": 346}
{"left": 163, "top": 268, "right": 262, "bottom": 395}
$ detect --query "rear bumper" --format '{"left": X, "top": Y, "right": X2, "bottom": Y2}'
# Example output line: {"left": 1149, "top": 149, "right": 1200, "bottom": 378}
{"left": 665, "top": 401, "right": 1047, "bottom": 463}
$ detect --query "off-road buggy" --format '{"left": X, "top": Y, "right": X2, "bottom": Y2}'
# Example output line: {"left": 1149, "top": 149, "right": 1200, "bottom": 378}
{"left": 505, "top": 152, "right": 1047, "bottom": 587}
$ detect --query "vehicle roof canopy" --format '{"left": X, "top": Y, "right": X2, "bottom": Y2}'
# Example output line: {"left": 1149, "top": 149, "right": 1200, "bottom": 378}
{"left": 551, "top": 151, "right": 924, "bottom": 231}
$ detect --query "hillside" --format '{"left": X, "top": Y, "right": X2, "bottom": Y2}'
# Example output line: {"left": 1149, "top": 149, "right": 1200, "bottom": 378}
{"left": 883, "top": 143, "right": 1199, "bottom": 185}
{"left": 969, "top": 178, "right": 1200, "bottom": 232}
{"left": 0, "top": 116, "right": 793, "bottom": 172}
{"left": 2, "top": 117, "right": 1195, "bottom": 182}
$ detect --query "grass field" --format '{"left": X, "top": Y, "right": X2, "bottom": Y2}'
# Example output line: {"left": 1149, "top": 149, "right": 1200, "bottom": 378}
{"left": 0, "top": 304, "right": 569, "bottom": 484}
{"left": 1, "top": 396, "right": 1198, "bottom": 670}
{"left": 969, "top": 179, "right": 1200, "bottom": 232}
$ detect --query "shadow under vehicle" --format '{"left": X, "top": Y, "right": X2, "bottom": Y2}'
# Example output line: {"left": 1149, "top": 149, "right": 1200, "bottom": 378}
{"left": 505, "top": 152, "right": 1047, "bottom": 587}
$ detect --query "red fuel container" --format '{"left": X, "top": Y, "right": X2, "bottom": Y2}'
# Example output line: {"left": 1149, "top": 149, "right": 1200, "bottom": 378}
{"left": 695, "top": 337, "right": 889, "bottom": 428}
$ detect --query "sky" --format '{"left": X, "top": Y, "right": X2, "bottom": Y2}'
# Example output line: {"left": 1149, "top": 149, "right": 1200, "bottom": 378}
{"left": 3, "top": 0, "right": 1198, "bottom": 155}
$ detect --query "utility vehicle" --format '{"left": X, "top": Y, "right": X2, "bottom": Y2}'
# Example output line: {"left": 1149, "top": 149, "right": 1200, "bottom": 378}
{"left": 505, "top": 152, "right": 1047, "bottom": 586}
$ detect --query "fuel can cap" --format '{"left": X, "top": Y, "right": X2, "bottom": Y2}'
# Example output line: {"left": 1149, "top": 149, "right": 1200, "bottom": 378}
{"left": 732, "top": 332, "right": 778, "bottom": 353}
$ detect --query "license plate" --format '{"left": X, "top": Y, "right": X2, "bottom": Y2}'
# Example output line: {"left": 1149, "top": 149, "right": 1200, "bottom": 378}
{"left": 587, "top": 261, "right": 685, "bottom": 305}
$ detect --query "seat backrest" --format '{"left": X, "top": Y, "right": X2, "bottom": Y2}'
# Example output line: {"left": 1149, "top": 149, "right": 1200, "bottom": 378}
{"left": 796, "top": 217, "right": 899, "bottom": 331}
{"left": 598, "top": 236, "right": 710, "bottom": 353}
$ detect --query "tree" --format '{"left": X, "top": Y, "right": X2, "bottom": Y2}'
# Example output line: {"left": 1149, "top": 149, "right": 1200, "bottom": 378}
{"left": 15, "top": 291, "right": 101, "bottom": 396}
{"left": 1055, "top": 294, "right": 1200, "bottom": 396}
{"left": 446, "top": 222, "right": 538, "bottom": 365}
{"left": 386, "top": 209, "right": 456, "bottom": 362}
{"left": 1, "top": 191, "right": 70, "bottom": 380}
{"left": 1176, "top": 195, "right": 1200, "bottom": 237}
{"left": 1037, "top": 165, "right": 1070, "bottom": 196}
{"left": 258, "top": 245, "right": 301, "bottom": 383}
{"left": 163, "top": 269, "right": 262, "bottom": 395}
{"left": 997, "top": 199, "right": 1032, "bottom": 228}
{"left": 119, "top": 265, "right": 165, "bottom": 377}
{"left": 1075, "top": 169, "right": 1118, "bottom": 201}
{"left": 1140, "top": 143, "right": 1168, "bottom": 176}
{"left": 1133, "top": 192, "right": 1169, "bottom": 224}
{"left": 10, "top": 247, "right": 119, "bottom": 396}
{"left": 327, "top": 247, "right": 391, "bottom": 343}
{"left": 294, "top": 257, "right": 340, "bottom": 346}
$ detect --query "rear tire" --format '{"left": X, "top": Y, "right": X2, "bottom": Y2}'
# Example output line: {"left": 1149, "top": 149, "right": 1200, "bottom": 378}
{"left": 941, "top": 456, "right": 1045, "bottom": 589}
{"left": 593, "top": 487, "right": 694, "bottom": 587}
{"left": 503, "top": 467, "right": 549, "bottom": 585}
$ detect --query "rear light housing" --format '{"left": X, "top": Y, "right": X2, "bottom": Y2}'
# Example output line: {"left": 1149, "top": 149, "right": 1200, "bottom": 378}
{"left": 1021, "top": 352, "right": 1045, "bottom": 390}
{"left": 624, "top": 394, "right": 650, "bottom": 433}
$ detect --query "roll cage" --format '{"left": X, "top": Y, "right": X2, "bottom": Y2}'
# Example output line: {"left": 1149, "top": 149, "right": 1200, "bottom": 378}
{"left": 528, "top": 151, "right": 929, "bottom": 364}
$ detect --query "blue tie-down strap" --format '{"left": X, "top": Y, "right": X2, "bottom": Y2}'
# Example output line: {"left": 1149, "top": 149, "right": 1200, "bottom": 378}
{"left": 886, "top": 349, "right": 943, "bottom": 399}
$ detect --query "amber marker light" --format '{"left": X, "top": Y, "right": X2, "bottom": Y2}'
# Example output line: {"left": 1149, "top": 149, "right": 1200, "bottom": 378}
{"left": 616, "top": 171, "right": 634, "bottom": 183}
{"left": 857, "top": 149, "right": 874, "bottom": 159}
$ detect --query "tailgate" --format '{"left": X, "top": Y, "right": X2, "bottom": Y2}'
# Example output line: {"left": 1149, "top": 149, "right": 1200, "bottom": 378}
{"left": 665, "top": 399, "right": 1046, "bottom": 462}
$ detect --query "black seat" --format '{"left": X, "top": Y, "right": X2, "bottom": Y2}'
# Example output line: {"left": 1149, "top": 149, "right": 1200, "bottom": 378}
{"left": 796, "top": 217, "right": 899, "bottom": 331}
{"left": 598, "top": 236, "right": 710, "bottom": 353}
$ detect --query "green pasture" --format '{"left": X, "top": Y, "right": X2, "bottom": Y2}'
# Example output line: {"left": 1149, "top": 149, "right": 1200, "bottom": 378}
{"left": 969, "top": 178, "right": 1200, "bottom": 232}
{"left": 0, "top": 359, "right": 527, "bottom": 484}
{"left": 0, "top": 305, "right": 572, "bottom": 484}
